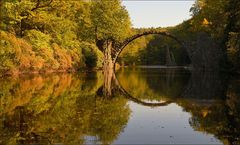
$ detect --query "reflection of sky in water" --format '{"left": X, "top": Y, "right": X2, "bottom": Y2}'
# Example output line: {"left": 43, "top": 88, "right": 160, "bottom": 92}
{"left": 1, "top": 69, "right": 238, "bottom": 144}
{"left": 140, "top": 99, "right": 169, "bottom": 103}
{"left": 114, "top": 102, "right": 222, "bottom": 144}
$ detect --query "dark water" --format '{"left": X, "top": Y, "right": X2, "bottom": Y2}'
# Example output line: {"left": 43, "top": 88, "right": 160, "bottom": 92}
{"left": 0, "top": 68, "right": 240, "bottom": 145}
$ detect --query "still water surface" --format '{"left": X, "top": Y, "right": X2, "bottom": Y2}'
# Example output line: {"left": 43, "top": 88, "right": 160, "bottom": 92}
{"left": 0, "top": 68, "right": 239, "bottom": 144}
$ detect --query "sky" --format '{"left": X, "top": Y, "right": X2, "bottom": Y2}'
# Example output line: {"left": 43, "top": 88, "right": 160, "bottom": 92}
{"left": 122, "top": 1, "right": 195, "bottom": 28}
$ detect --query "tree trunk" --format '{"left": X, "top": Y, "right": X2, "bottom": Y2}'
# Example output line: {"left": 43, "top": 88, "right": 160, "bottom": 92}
{"left": 103, "top": 40, "right": 115, "bottom": 96}
{"left": 103, "top": 40, "right": 114, "bottom": 70}
{"left": 166, "top": 45, "right": 175, "bottom": 66}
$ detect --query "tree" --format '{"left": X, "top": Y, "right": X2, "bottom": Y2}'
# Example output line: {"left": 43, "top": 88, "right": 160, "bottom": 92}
{"left": 79, "top": 0, "right": 132, "bottom": 69}
{"left": 90, "top": 0, "right": 131, "bottom": 41}
{"left": 221, "top": 0, "right": 240, "bottom": 71}
{"left": 0, "top": 0, "right": 88, "bottom": 74}
{"left": 77, "top": 0, "right": 132, "bottom": 96}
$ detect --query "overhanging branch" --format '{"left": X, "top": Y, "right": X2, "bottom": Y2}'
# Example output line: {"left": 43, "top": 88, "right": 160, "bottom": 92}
{"left": 31, "top": 0, "right": 53, "bottom": 11}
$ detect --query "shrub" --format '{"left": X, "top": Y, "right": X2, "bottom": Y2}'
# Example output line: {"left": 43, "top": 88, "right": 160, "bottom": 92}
{"left": 81, "top": 42, "right": 103, "bottom": 68}
{"left": 0, "top": 31, "right": 35, "bottom": 73}
{"left": 24, "top": 30, "right": 52, "bottom": 50}
{"left": 0, "top": 30, "right": 93, "bottom": 75}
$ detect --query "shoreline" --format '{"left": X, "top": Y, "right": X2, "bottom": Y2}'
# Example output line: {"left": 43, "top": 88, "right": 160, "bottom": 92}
{"left": 134, "top": 65, "right": 190, "bottom": 69}
{"left": 0, "top": 67, "right": 103, "bottom": 78}
{"left": 1, "top": 65, "right": 239, "bottom": 78}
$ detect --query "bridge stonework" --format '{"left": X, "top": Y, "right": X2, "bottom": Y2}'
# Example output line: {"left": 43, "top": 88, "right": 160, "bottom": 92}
{"left": 112, "top": 30, "right": 191, "bottom": 65}
{"left": 96, "top": 29, "right": 221, "bottom": 71}
{"left": 96, "top": 30, "right": 221, "bottom": 97}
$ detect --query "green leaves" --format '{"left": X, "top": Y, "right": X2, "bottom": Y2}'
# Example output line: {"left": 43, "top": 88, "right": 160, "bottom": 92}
{"left": 79, "top": 0, "right": 132, "bottom": 41}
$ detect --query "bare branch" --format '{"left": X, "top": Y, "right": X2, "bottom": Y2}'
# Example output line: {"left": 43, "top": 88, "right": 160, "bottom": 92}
{"left": 31, "top": 0, "right": 53, "bottom": 11}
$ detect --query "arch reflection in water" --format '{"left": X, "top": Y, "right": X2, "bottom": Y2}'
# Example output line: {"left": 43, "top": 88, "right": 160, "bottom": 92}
{"left": 0, "top": 68, "right": 239, "bottom": 145}
{"left": 116, "top": 68, "right": 240, "bottom": 145}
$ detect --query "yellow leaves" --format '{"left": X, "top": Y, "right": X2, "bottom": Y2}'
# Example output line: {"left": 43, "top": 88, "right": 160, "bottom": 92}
{"left": 31, "top": 56, "right": 44, "bottom": 70}
{"left": 198, "top": 0, "right": 206, "bottom": 9}
{"left": 202, "top": 18, "right": 211, "bottom": 26}
{"left": 19, "top": 56, "right": 31, "bottom": 69}
{"left": 201, "top": 110, "right": 210, "bottom": 118}
{"left": 0, "top": 30, "right": 86, "bottom": 74}
{"left": 52, "top": 44, "right": 73, "bottom": 69}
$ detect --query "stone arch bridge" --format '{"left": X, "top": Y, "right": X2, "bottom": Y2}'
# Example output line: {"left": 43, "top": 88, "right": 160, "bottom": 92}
{"left": 96, "top": 29, "right": 195, "bottom": 69}
{"left": 96, "top": 29, "right": 220, "bottom": 70}
{"left": 96, "top": 29, "right": 220, "bottom": 96}
{"left": 112, "top": 30, "right": 190, "bottom": 65}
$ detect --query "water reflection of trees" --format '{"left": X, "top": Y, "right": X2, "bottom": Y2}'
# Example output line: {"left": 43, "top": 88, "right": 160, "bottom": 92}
{"left": 186, "top": 79, "right": 240, "bottom": 145}
{"left": 1, "top": 69, "right": 240, "bottom": 145}
{"left": 0, "top": 73, "right": 130, "bottom": 144}
{"left": 117, "top": 68, "right": 240, "bottom": 145}
{"left": 182, "top": 70, "right": 227, "bottom": 99}
{"left": 116, "top": 68, "right": 190, "bottom": 101}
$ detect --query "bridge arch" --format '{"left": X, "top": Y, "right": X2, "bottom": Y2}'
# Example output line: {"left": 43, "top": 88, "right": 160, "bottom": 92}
{"left": 119, "top": 85, "right": 173, "bottom": 107}
{"left": 113, "top": 72, "right": 173, "bottom": 107}
{"left": 113, "top": 30, "right": 189, "bottom": 65}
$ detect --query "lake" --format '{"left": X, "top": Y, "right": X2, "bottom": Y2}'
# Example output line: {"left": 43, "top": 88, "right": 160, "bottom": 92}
{"left": 0, "top": 68, "right": 239, "bottom": 145}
